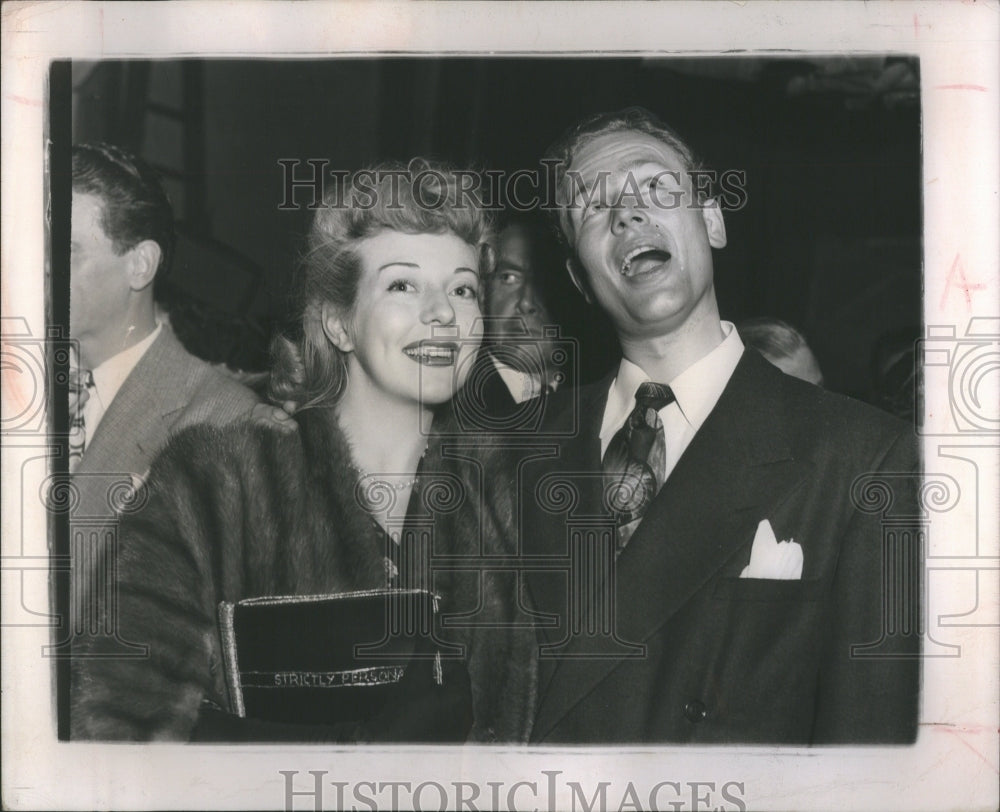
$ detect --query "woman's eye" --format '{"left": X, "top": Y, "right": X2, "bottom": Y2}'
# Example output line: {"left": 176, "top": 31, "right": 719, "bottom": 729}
{"left": 451, "top": 284, "right": 479, "bottom": 300}
{"left": 388, "top": 280, "right": 415, "bottom": 293}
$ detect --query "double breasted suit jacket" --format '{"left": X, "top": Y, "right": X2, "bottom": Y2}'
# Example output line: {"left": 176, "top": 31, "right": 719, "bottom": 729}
{"left": 521, "top": 349, "right": 920, "bottom": 745}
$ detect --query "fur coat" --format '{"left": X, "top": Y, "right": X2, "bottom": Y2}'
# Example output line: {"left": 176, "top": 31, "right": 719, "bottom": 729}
{"left": 71, "top": 408, "right": 537, "bottom": 742}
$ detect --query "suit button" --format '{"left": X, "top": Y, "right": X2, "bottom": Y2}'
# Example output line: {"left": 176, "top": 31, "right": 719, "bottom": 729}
{"left": 684, "top": 700, "right": 707, "bottom": 722}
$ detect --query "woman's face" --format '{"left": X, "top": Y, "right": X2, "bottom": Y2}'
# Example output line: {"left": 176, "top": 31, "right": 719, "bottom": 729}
{"left": 330, "top": 229, "right": 483, "bottom": 408}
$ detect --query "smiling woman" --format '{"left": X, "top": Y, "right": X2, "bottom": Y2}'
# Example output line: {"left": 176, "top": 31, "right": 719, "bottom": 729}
{"left": 332, "top": 230, "right": 483, "bottom": 421}
{"left": 269, "top": 162, "right": 493, "bottom": 500}
{"left": 71, "top": 161, "right": 538, "bottom": 744}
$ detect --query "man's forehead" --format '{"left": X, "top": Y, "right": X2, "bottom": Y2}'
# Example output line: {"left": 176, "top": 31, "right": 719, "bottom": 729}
{"left": 71, "top": 192, "right": 107, "bottom": 234}
{"left": 72, "top": 191, "right": 107, "bottom": 217}
{"left": 567, "top": 130, "right": 686, "bottom": 179}
{"left": 497, "top": 227, "right": 534, "bottom": 265}
{"left": 72, "top": 191, "right": 97, "bottom": 211}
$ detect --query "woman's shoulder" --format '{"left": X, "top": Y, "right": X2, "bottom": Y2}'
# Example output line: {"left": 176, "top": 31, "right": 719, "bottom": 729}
{"left": 147, "top": 418, "right": 308, "bottom": 495}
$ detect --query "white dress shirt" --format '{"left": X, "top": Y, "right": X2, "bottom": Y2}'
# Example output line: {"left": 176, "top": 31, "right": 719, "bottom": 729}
{"left": 82, "top": 323, "right": 162, "bottom": 440}
{"left": 491, "top": 354, "right": 546, "bottom": 404}
{"left": 599, "top": 321, "right": 744, "bottom": 483}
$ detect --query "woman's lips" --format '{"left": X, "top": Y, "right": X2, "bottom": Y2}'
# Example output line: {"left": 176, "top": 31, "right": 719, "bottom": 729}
{"left": 403, "top": 341, "right": 459, "bottom": 366}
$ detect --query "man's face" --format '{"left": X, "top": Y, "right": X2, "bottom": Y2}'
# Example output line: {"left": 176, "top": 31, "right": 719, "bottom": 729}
{"left": 70, "top": 192, "right": 133, "bottom": 355}
{"left": 485, "top": 223, "right": 554, "bottom": 345}
{"left": 561, "top": 130, "right": 726, "bottom": 341}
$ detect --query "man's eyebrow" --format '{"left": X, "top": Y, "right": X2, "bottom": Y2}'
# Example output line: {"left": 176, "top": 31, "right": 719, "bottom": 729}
{"left": 568, "top": 161, "right": 664, "bottom": 200}
{"left": 495, "top": 258, "right": 527, "bottom": 272}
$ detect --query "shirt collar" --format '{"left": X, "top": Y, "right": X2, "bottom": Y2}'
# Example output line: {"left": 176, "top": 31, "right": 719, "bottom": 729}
{"left": 90, "top": 323, "right": 162, "bottom": 410}
{"left": 490, "top": 353, "right": 543, "bottom": 403}
{"left": 601, "top": 321, "right": 744, "bottom": 436}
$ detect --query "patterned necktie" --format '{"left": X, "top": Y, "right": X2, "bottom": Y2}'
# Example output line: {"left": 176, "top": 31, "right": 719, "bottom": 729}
{"left": 602, "top": 381, "right": 675, "bottom": 550}
{"left": 68, "top": 369, "right": 95, "bottom": 472}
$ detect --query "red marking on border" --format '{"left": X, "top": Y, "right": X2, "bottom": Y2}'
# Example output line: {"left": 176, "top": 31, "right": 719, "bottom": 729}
{"left": 940, "top": 254, "right": 986, "bottom": 310}
{"left": 921, "top": 723, "right": 1000, "bottom": 734}
{"left": 913, "top": 14, "right": 920, "bottom": 37}
{"left": 1, "top": 352, "right": 32, "bottom": 419}
{"left": 935, "top": 726, "right": 1000, "bottom": 775}
{"left": 935, "top": 84, "right": 988, "bottom": 92}
{"left": 6, "top": 94, "right": 42, "bottom": 108}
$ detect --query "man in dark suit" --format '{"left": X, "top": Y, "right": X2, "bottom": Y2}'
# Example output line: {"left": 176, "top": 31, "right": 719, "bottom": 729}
{"left": 65, "top": 144, "right": 257, "bottom": 697}
{"left": 474, "top": 217, "right": 564, "bottom": 407}
{"left": 521, "top": 109, "right": 920, "bottom": 744}
{"left": 452, "top": 215, "right": 570, "bottom": 434}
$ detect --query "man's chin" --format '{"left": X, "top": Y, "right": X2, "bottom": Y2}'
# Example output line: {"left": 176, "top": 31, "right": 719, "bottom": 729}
{"left": 492, "top": 326, "right": 547, "bottom": 344}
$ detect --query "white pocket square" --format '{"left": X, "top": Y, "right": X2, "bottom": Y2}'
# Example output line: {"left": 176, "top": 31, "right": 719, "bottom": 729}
{"left": 739, "top": 519, "right": 803, "bottom": 580}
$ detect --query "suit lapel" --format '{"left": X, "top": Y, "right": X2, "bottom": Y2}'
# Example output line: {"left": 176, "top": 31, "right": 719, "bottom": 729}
{"left": 532, "top": 352, "right": 811, "bottom": 739}
{"left": 523, "top": 373, "right": 612, "bottom": 691}
{"left": 76, "top": 328, "right": 199, "bottom": 484}
{"left": 480, "top": 354, "right": 518, "bottom": 415}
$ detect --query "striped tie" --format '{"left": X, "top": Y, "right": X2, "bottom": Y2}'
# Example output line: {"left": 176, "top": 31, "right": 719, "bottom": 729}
{"left": 68, "top": 369, "right": 94, "bottom": 472}
{"left": 602, "top": 382, "right": 675, "bottom": 551}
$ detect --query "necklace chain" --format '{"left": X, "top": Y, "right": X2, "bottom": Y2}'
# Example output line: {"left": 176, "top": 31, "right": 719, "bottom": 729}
{"left": 352, "top": 467, "right": 420, "bottom": 492}
{"left": 349, "top": 445, "right": 428, "bottom": 492}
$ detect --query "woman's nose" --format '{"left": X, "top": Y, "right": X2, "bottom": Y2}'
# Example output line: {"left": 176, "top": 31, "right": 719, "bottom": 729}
{"left": 422, "top": 289, "right": 456, "bottom": 324}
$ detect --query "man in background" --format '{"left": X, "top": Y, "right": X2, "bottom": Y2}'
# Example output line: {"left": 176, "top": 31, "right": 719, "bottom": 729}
{"left": 69, "top": 143, "right": 257, "bottom": 481}
{"left": 737, "top": 317, "right": 825, "bottom": 386}
{"left": 451, "top": 214, "right": 570, "bottom": 432}
{"left": 482, "top": 216, "right": 565, "bottom": 403}
{"left": 66, "top": 143, "right": 256, "bottom": 724}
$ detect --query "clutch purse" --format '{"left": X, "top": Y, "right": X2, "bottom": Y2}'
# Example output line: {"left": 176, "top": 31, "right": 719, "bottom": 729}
{"left": 218, "top": 588, "right": 443, "bottom": 726}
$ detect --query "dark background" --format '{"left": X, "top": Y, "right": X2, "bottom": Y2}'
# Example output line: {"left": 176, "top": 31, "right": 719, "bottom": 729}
{"left": 68, "top": 56, "right": 921, "bottom": 399}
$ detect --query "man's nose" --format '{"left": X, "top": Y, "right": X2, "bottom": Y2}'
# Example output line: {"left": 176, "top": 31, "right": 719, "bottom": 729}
{"left": 515, "top": 279, "right": 541, "bottom": 314}
{"left": 611, "top": 201, "right": 648, "bottom": 234}
{"left": 422, "top": 289, "right": 456, "bottom": 324}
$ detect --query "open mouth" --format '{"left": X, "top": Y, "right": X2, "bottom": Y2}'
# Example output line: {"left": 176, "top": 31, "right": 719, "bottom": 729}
{"left": 620, "top": 245, "right": 672, "bottom": 277}
{"left": 403, "top": 342, "right": 459, "bottom": 366}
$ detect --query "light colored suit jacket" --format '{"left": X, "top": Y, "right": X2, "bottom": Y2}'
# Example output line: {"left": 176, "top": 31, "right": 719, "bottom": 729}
{"left": 73, "top": 324, "right": 258, "bottom": 504}
{"left": 65, "top": 325, "right": 257, "bottom": 661}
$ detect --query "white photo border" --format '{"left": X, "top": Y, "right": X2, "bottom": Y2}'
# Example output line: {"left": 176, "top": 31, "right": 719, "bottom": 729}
{"left": 2, "top": 2, "right": 998, "bottom": 810}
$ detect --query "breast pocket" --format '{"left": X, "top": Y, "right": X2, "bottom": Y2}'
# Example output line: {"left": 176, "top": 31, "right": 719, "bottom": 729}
{"left": 712, "top": 577, "right": 823, "bottom": 602}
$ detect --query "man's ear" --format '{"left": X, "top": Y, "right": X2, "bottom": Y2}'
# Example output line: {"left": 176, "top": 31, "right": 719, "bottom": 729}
{"left": 126, "top": 240, "right": 161, "bottom": 292}
{"left": 321, "top": 301, "right": 354, "bottom": 352}
{"left": 701, "top": 199, "right": 727, "bottom": 249}
{"left": 565, "top": 257, "right": 593, "bottom": 305}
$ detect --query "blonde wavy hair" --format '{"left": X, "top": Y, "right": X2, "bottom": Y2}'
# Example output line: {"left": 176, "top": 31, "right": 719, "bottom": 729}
{"left": 269, "top": 159, "right": 495, "bottom": 410}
